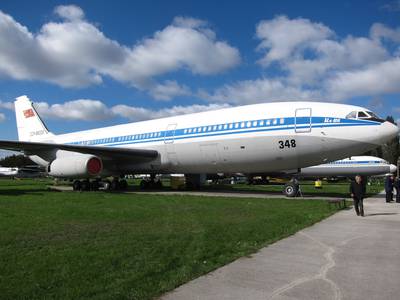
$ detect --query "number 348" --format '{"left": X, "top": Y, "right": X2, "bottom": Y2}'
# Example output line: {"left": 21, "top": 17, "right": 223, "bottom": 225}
{"left": 278, "top": 139, "right": 296, "bottom": 149}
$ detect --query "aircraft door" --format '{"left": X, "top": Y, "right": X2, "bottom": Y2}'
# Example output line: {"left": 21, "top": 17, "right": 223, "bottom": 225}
{"left": 295, "top": 108, "right": 312, "bottom": 133}
{"left": 164, "top": 123, "right": 178, "bottom": 166}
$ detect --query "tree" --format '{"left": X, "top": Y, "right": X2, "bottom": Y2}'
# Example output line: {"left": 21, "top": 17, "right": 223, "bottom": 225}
{"left": 0, "top": 155, "right": 36, "bottom": 167}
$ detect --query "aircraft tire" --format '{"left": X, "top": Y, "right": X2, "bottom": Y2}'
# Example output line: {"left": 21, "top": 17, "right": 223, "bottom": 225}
{"left": 81, "top": 180, "right": 90, "bottom": 191}
{"left": 73, "top": 180, "right": 81, "bottom": 191}
{"left": 90, "top": 180, "right": 100, "bottom": 191}
{"left": 284, "top": 182, "right": 298, "bottom": 197}
{"left": 111, "top": 179, "right": 120, "bottom": 191}
{"left": 102, "top": 180, "right": 111, "bottom": 191}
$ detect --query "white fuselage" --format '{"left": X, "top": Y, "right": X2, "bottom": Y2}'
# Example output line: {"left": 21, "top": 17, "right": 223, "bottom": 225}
{"left": 0, "top": 167, "right": 18, "bottom": 177}
{"left": 298, "top": 156, "right": 397, "bottom": 177}
{"left": 30, "top": 101, "right": 398, "bottom": 177}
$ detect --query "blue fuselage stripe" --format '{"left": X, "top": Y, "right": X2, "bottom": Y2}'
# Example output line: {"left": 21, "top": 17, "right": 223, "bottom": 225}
{"left": 66, "top": 116, "right": 380, "bottom": 147}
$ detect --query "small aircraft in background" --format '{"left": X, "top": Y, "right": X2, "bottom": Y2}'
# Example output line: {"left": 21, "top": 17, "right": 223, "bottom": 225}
{"left": 0, "top": 165, "right": 43, "bottom": 178}
{"left": 293, "top": 156, "right": 397, "bottom": 177}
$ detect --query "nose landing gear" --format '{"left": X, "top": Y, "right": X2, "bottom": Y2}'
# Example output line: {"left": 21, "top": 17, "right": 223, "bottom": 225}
{"left": 283, "top": 178, "right": 301, "bottom": 197}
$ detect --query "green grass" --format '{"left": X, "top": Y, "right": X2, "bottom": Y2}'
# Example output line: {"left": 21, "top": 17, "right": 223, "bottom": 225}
{"left": 0, "top": 179, "right": 343, "bottom": 300}
{"left": 204, "top": 180, "right": 383, "bottom": 197}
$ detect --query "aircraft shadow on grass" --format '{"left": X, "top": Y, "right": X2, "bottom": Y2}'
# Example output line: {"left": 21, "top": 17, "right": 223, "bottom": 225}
{"left": 0, "top": 188, "right": 55, "bottom": 196}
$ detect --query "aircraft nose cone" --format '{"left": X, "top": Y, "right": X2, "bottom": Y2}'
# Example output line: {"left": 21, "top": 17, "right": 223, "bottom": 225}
{"left": 379, "top": 121, "right": 400, "bottom": 144}
{"left": 385, "top": 121, "right": 399, "bottom": 139}
{"left": 390, "top": 164, "right": 398, "bottom": 174}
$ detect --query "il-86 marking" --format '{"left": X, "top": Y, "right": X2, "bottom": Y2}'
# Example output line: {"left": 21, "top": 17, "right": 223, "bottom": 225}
{"left": 278, "top": 139, "right": 296, "bottom": 149}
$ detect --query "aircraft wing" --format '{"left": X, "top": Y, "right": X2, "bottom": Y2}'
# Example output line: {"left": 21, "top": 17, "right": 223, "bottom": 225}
{"left": 0, "top": 140, "right": 159, "bottom": 162}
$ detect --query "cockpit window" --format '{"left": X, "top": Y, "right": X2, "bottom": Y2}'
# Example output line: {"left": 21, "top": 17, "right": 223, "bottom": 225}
{"left": 366, "top": 111, "right": 380, "bottom": 119}
{"left": 357, "top": 111, "right": 368, "bottom": 118}
{"left": 346, "top": 111, "right": 357, "bottom": 119}
{"left": 346, "top": 110, "right": 385, "bottom": 123}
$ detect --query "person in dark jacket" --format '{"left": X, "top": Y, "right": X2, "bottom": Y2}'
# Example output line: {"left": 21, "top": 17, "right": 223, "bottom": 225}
{"left": 394, "top": 176, "right": 400, "bottom": 203}
{"left": 350, "top": 175, "right": 366, "bottom": 216}
{"left": 385, "top": 175, "right": 394, "bottom": 203}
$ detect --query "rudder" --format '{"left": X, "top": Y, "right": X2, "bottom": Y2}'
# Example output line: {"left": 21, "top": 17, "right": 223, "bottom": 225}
{"left": 14, "top": 95, "right": 54, "bottom": 142}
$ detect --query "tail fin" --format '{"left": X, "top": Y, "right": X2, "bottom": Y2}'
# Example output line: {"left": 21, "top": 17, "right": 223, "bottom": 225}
{"left": 14, "top": 95, "right": 54, "bottom": 142}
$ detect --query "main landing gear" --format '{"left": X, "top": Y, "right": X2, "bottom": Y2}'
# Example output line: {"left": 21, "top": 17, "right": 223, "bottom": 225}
{"left": 72, "top": 178, "right": 128, "bottom": 191}
{"left": 283, "top": 178, "right": 301, "bottom": 197}
{"left": 139, "top": 174, "right": 163, "bottom": 190}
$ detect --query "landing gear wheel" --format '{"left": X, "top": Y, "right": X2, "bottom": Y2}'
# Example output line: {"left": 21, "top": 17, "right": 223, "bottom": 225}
{"left": 102, "top": 180, "right": 111, "bottom": 191}
{"left": 81, "top": 180, "right": 90, "bottom": 191}
{"left": 90, "top": 180, "right": 100, "bottom": 191}
{"left": 73, "top": 180, "right": 81, "bottom": 191}
{"left": 284, "top": 182, "right": 298, "bottom": 197}
{"left": 111, "top": 179, "right": 120, "bottom": 191}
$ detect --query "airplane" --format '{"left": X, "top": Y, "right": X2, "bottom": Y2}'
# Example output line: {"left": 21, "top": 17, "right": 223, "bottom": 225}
{"left": 294, "top": 156, "right": 397, "bottom": 177}
{"left": 0, "top": 166, "right": 19, "bottom": 177}
{"left": 279, "top": 155, "right": 397, "bottom": 196}
{"left": 0, "top": 165, "right": 43, "bottom": 178}
{"left": 0, "top": 95, "right": 398, "bottom": 192}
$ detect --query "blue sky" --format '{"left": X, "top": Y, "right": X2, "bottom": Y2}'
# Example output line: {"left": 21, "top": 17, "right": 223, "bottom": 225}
{"left": 0, "top": 0, "right": 400, "bottom": 150}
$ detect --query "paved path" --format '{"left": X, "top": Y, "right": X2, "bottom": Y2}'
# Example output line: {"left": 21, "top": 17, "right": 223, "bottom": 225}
{"left": 161, "top": 193, "right": 400, "bottom": 300}
{"left": 50, "top": 186, "right": 342, "bottom": 200}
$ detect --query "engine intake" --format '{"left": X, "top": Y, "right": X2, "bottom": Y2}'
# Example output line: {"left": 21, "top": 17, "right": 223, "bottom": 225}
{"left": 47, "top": 155, "right": 103, "bottom": 178}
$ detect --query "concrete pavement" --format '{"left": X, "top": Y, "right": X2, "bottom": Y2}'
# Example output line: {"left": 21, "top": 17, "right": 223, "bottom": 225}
{"left": 161, "top": 193, "right": 400, "bottom": 300}
{"left": 49, "top": 185, "right": 342, "bottom": 200}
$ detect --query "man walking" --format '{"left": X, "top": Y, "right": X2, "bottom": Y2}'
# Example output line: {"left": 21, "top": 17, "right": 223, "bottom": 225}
{"left": 385, "top": 175, "right": 394, "bottom": 203}
{"left": 394, "top": 176, "right": 400, "bottom": 203}
{"left": 350, "top": 175, "right": 366, "bottom": 216}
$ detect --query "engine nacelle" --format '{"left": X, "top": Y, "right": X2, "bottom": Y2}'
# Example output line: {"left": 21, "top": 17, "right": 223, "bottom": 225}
{"left": 47, "top": 155, "right": 103, "bottom": 178}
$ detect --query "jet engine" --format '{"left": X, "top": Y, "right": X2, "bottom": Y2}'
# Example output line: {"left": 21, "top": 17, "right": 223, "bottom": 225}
{"left": 47, "top": 154, "right": 103, "bottom": 178}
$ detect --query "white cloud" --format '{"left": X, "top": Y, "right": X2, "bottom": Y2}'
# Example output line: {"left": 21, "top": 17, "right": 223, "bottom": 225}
{"left": 0, "top": 101, "right": 13, "bottom": 110}
{"left": 111, "top": 103, "right": 230, "bottom": 121}
{"left": 325, "top": 58, "right": 400, "bottom": 99}
{"left": 0, "top": 97, "right": 230, "bottom": 123}
{"left": 54, "top": 5, "right": 84, "bottom": 21}
{"left": 370, "top": 23, "right": 400, "bottom": 43}
{"left": 203, "top": 78, "right": 321, "bottom": 104}
{"left": 206, "top": 16, "right": 400, "bottom": 104}
{"left": 0, "top": 6, "right": 240, "bottom": 99}
{"left": 147, "top": 80, "right": 191, "bottom": 101}
{"left": 256, "top": 15, "right": 333, "bottom": 65}
{"left": 0, "top": 112, "right": 5, "bottom": 122}
{"left": 34, "top": 99, "right": 114, "bottom": 121}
